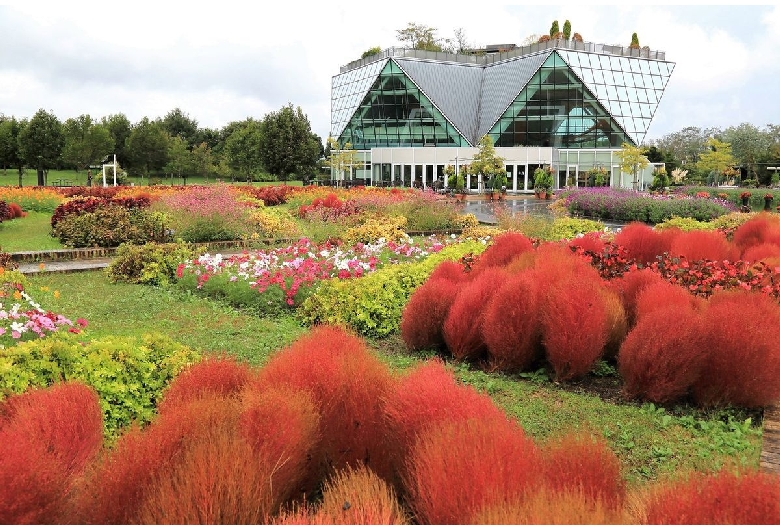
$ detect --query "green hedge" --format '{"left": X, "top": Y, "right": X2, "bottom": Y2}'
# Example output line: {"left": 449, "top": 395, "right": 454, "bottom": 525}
{"left": 106, "top": 241, "right": 207, "bottom": 286}
{"left": 297, "top": 240, "right": 487, "bottom": 337}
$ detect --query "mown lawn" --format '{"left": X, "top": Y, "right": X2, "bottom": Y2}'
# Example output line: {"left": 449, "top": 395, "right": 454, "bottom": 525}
{"left": 0, "top": 211, "right": 63, "bottom": 252}
{"left": 25, "top": 269, "right": 763, "bottom": 486}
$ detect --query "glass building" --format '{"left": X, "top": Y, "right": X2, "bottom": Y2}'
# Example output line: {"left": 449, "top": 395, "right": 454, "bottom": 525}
{"left": 330, "top": 39, "right": 674, "bottom": 192}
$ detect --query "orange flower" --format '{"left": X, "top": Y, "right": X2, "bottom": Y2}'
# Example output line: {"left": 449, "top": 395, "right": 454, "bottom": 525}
{"left": 53, "top": 290, "right": 60, "bottom": 299}
{"left": 12, "top": 290, "right": 22, "bottom": 301}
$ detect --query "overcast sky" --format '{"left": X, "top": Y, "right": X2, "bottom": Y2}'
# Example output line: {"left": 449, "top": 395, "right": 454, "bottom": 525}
{"left": 1, "top": 2, "right": 778, "bottom": 145}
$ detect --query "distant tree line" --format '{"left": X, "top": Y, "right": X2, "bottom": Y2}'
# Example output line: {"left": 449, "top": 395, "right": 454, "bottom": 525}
{"left": 0, "top": 104, "right": 324, "bottom": 186}
{"left": 645, "top": 123, "right": 780, "bottom": 187}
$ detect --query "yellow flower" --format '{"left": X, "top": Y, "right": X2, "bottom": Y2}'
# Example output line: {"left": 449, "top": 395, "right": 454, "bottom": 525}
{"left": 53, "top": 290, "right": 60, "bottom": 299}
{"left": 12, "top": 290, "right": 22, "bottom": 301}
{"left": 40, "top": 286, "right": 50, "bottom": 292}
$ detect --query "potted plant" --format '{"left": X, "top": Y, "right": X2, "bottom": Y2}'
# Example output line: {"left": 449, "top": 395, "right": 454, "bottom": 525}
{"left": 533, "top": 166, "right": 554, "bottom": 199}
{"left": 740, "top": 191, "right": 752, "bottom": 212}
{"left": 445, "top": 164, "right": 466, "bottom": 202}
{"left": 764, "top": 193, "right": 774, "bottom": 211}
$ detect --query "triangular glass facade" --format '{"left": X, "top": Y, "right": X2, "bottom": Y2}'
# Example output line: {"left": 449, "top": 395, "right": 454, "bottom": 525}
{"left": 336, "top": 60, "right": 469, "bottom": 149}
{"left": 558, "top": 50, "right": 674, "bottom": 144}
{"left": 331, "top": 58, "right": 387, "bottom": 140}
{"left": 488, "top": 52, "right": 631, "bottom": 148}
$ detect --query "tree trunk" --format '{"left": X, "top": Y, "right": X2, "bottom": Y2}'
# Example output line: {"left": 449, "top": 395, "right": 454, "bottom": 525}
{"left": 37, "top": 158, "right": 45, "bottom": 186}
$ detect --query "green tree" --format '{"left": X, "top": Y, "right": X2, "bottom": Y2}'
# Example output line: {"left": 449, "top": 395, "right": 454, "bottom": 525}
{"left": 630, "top": 32, "right": 640, "bottom": 48}
{"left": 163, "top": 135, "right": 194, "bottom": 184}
{"left": 361, "top": 46, "right": 382, "bottom": 59}
{"left": 470, "top": 135, "right": 506, "bottom": 190}
{"left": 396, "top": 23, "right": 443, "bottom": 51}
{"left": 324, "top": 137, "right": 363, "bottom": 182}
{"left": 61, "top": 114, "right": 114, "bottom": 172}
{"left": 0, "top": 116, "right": 26, "bottom": 186}
{"left": 722, "top": 123, "right": 771, "bottom": 182}
{"left": 18, "top": 109, "right": 64, "bottom": 186}
{"left": 160, "top": 108, "right": 199, "bottom": 148}
{"left": 696, "top": 137, "right": 736, "bottom": 185}
{"left": 190, "top": 141, "right": 215, "bottom": 181}
{"left": 616, "top": 142, "right": 649, "bottom": 191}
{"left": 223, "top": 118, "right": 264, "bottom": 181}
{"left": 550, "top": 20, "right": 560, "bottom": 38}
{"left": 563, "top": 20, "right": 572, "bottom": 40}
{"left": 125, "top": 117, "right": 169, "bottom": 179}
{"left": 258, "top": 104, "right": 321, "bottom": 182}
{"left": 101, "top": 113, "right": 132, "bottom": 167}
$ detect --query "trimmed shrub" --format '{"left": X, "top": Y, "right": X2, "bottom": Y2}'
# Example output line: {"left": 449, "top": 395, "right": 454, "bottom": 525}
{"left": 693, "top": 290, "right": 780, "bottom": 407}
{"left": 642, "top": 469, "right": 780, "bottom": 524}
{"left": 540, "top": 276, "right": 609, "bottom": 381}
{"left": 157, "top": 357, "right": 253, "bottom": 416}
{"left": 404, "top": 416, "right": 541, "bottom": 525}
{"left": 669, "top": 229, "right": 738, "bottom": 262}
{"left": 400, "top": 278, "right": 461, "bottom": 351}
{"left": 106, "top": 241, "right": 206, "bottom": 286}
{"left": 443, "top": 267, "right": 510, "bottom": 362}
{"left": 480, "top": 271, "right": 542, "bottom": 373}
{"left": 618, "top": 307, "right": 708, "bottom": 404}
{"left": 50, "top": 196, "right": 151, "bottom": 229}
{"left": 540, "top": 433, "right": 625, "bottom": 509}
{"left": 52, "top": 204, "right": 168, "bottom": 247}
{"left": 251, "top": 326, "right": 396, "bottom": 483}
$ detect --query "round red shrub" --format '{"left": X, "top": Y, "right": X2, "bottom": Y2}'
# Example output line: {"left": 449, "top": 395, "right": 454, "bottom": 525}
{"left": 633, "top": 280, "right": 706, "bottom": 322}
{"left": 693, "top": 290, "right": 780, "bottom": 407}
{"left": 470, "top": 231, "right": 534, "bottom": 274}
{"left": 618, "top": 307, "right": 708, "bottom": 404}
{"left": 613, "top": 223, "right": 676, "bottom": 265}
{"left": 427, "top": 259, "right": 469, "bottom": 284}
{"left": 480, "top": 271, "right": 542, "bottom": 373}
{"left": 443, "top": 267, "right": 510, "bottom": 363}
{"left": 741, "top": 242, "right": 780, "bottom": 263}
{"left": 401, "top": 278, "right": 461, "bottom": 351}
{"left": 669, "top": 229, "right": 739, "bottom": 262}
{"left": 733, "top": 212, "right": 780, "bottom": 255}
{"left": 610, "top": 268, "right": 666, "bottom": 327}
{"left": 569, "top": 231, "right": 608, "bottom": 255}
{"left": 643, "top": 469, "right": 780, "bottom": 524}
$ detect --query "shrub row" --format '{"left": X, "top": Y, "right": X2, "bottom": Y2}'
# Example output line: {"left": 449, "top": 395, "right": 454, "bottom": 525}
{"left": 51, "top": 205, "right": 168, "bottom": 248}
{"left": 50, "top": 196, "right": 151, "bottom": 229}
{"left": 2, "top": 327, "right": 777, "bottom": 524}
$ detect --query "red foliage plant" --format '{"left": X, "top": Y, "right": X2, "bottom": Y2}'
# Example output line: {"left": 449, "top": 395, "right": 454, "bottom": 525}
{"left": 540, "top": 433, "right": 625, "bottom": 510}
{"left": 732, "top": 212, "right": 780, "bottom": 255}
{"left": 250, "top": 325, "right": 396, "bottom": 483}
{"left": 443, "top": 267, "right": 510, "bottom": 363}
{"left": 470, "top": 231, "right": 534, "bottom": 275}
{"left": 472, "top": 489, "right": 632, "bottom": 524}
{"left": 618, "top": 307, "right": 709, "bottom": 404}
{"left": 540, "top": 276, "right": 610, "bottom": 381}
{"left": 613, "top": 222, "right": 677, "bottom": 265}
{"left": 426, "top": 259, "right": 470, "bottom": 284}
{"left": 382, "top": 359, "right": 509, "bottom": 486}
{"left": 600, "top": 286, "right": 628, "bottom": 360}
{"left": 569, "top": 231, "right": 607, "bottom": 255}
{"left": 741, "top": 242, "right": 780, "bottom": 263}
{"left": 0, "top": 382, "right": 103, "bottom": 524}
{"left": 642, "top": 469, "right": 780, "bottom": 524}
{"left": 480, "top": 270, "right": 543, "bottom": 373}
{"left": 400, "top": 278, "right": 461, "bottom": 351}
{"left": 157, "top": 357, "right": 253, "bottom": 416}
{"left": 609, "top": 267, "right": 666, "bottom": 327}
{"left": 533, "top": 242, "right": 603, "bottom": 287}
{"left": 404, "top": 416, "right": 541, "bottom": 525}
{"left": 693, "top": 290, "right": 780, "bottom": 407}
{"left": 633, "top": 280, "right": 706, "bottom": 322}
{"left": 669, "top": 229, "right": 739, "bottom": 262}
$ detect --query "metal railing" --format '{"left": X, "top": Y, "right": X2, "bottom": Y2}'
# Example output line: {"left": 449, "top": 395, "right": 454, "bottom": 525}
{"left": 340, "top": 39, "right": 667, "bottom": 73}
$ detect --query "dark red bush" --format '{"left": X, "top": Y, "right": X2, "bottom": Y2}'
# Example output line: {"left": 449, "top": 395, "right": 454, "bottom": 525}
{"left": 643, "top": 469, "right": 780, "bottom": 524}
{"left": 669, "top": 229, "right": 739, "bottom": 262}
{"left": 480, "top": 271, "right": 542, "bottom": 372}
{"left": 618, "top": 307, "right": 708, "bottom": 404}
{"left": 404, "top": 416, "right": 541, "bottom": 525}
{"left": 251, "top": 325, "right": 396, "bottom": 482}
{"left": 0, "top": 201, "right": 10, "bottom": 223}
{"left": 613, "top": 222, "right": 676, "bottom": 265}
{"left": 470, "top": 231, "right": 533, "bottom": 275}
{"left": 541, "top": 433, "right": 625, "bottom": 509}
{"left": 443, "top": 268, "right": 510, "bottom": 363}
{"left": 693, "top": 290, "right": 780, "bottom": 407}
{"left": 50, "top": 196, "right": 151, "bottom": 229}
{"left": 401, "top": 278, "right": 461, "bottom": 351}
{"left": 157, "top": 357, "right": 253, "bottom": 416}
{"left": 540, "top": 276, "right": 609, "bottom": 381}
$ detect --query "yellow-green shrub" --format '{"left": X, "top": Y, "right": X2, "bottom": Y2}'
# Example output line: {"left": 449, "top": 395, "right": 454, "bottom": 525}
{"left": 0, "top": 268, "right": 27, "bottom": 296}
{"left": 249, "top": 207, "right": 301, "bottom": 239}
{"left": 343, "top": 215, "right": 409, "bottom": 245}
{"left": 655, "top": 216, "right": 713, "bottom": 232}
{"left": 549, "top": 217, "right": 605, "bottom": 240}
{"left": 297, "top": 241, "right": 486, "bottom": 337}
{"left": 106, "top": 241, "right": 207, "bottom": 286}
{"left": 0, "top": 333, "right": 200, "bottom": 438}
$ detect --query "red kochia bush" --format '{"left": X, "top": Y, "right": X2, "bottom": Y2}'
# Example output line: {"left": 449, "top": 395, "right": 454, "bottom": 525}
{"left": 669, "top": 229, "right": 738, "bottom": 262}
{"left": 613, "top": 222, "right": 677, "bottom": 265}
{"left": 609, "top": 267, "right": 666, "bottom": 327}
{"left": 443, "top": 267, "right": 510, "bottom": 362}
{"left": 470, "top": 231, "right": 533, "bottom": 275}
{"left": 540, "top": 276, "right": 610, "bottom": 381}
{"left": 157, "top": 357, "right": 253, "bottom": 416}
{"left": 401, "top": 278, "right": 461, "bottom": 351}
{"left": 732, "top": 212, "right": 780, "bottom": 255}
{"left": 426, "top": 259, "right": 469, "bottom": 284}
{"left": 633, "top": 280, "right": 706, "bottom": 322}
{"left": 569, "top": 231, "right": 608, "bottom": 255}
{"left": 642, "top": 469, "right": 780, "bottom": 524}
{"left": 541, "top": 433, "right": 625, "bottom": 509}
{"left": 741, "top": 242, "right": 780, "bottom": 263}
{"left": 618, "top": 307, "right": 708, "bottom": 404}
{"left": 404, "top": 416, "right": 541, "bottom": 525}
{"left": 693, "top": 290, "right": 780, "bottom": 407}
{"left": 480, "top": 271, "right": 542, "bottom": 373}
{"left": 251, "top": 325, "right": 395, "bottom": 483}
{"left": 0, "top": 382, "right": 103, "bottom": 524}
{"left": 382, "top": 359, "right": 509, "bottom": 485}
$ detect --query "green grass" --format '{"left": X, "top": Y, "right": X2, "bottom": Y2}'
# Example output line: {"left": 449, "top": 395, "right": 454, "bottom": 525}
{"left": 22, "top": 270, "right": 764, "bottom": 486}
{"left": 0, "top": 212, "right": 63, "bottom": 252}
